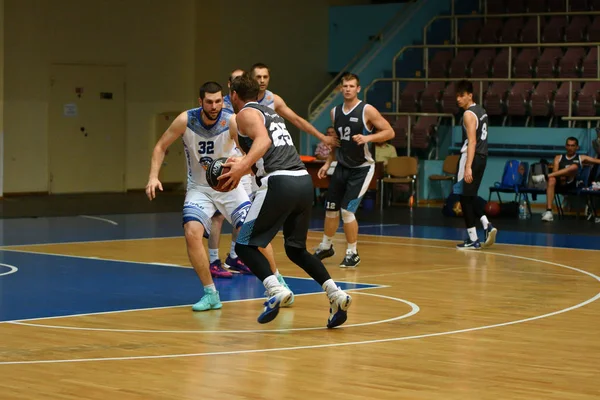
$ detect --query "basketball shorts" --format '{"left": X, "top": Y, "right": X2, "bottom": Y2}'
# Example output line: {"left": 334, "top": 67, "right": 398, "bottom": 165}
{"left": 237, "top": 170, "right": 313, "bottom": 249}
{"left": 453, "top": 153, "right": 487, "bottom": 196}
{"left": 325, "top": 163, "right": 375, "bottom": 213}
{"left": 183, "top": 183, "right": 251, "bottom": 237}
{"left": 241, "top": 174, "right": 254, "bottom": 199}
{"left": 556, "top": 177, "right": 577, "bottom": 193}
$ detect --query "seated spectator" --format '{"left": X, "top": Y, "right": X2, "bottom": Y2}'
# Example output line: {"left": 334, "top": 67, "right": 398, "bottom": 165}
{"left": 315, "top": 126, "right": 335, "bottom": 160}
{"left": 375, "top": 140, "right": 398, "bottom": 173}
{"left": 541, "top": 137, "right": 600, "bottom": 221}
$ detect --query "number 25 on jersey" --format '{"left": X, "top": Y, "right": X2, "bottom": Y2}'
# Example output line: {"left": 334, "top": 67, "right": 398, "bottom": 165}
{"left": 269, "top": 122, "right": 294, "bottom": 147}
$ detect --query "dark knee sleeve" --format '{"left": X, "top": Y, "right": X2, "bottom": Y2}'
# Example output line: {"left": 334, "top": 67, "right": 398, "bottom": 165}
{"left": 460, "top": 195, "right": 477, "bottom": 228}
{"left": 284, "top": 245, "right": 331, "bottom": 286}
{"left": 235, "top": 243, "right": 272, "bottom": 281}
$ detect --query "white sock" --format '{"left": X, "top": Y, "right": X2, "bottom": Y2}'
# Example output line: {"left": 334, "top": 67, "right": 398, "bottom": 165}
{"left": 480, "top": 216, "right": 490, "bottom": 230}
{"left": 208, "top": 249, "right": 219, "bottom": 263}
{"left": 347, "top": 242, "right": 357, "bottom": 254}
{"left": 230, "top": 241, "right": 238, "bottom": 258}
{"left": 275, "top": 269, "right": 281, "bottom": 277}
{"left": 467, "top": 227, "right": 478, "bottom": 242}
{"left": 322, "top": 279, "right": 339, "bottom": 298}
{"left": 204, "top": 284, "right": 216, "bottom": 293}
{"left": 320, "top": 235, "right": 333, "bottom": 249}
{"left": 263, "top": 275, "right": 283, "bottom": 294}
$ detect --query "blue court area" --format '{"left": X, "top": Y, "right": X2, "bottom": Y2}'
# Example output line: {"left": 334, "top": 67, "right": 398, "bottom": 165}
{"left": 1, "top": 211, "right": 598, "bottom": 323}
{"left": 1, "top": 212, "right": 599, "bottom": 250}
{"left": 0, "top": 250, "right": 378, "bottom": 322}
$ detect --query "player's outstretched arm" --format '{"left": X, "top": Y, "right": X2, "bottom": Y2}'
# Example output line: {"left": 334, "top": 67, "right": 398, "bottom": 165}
{"left": 274, "top": 94, "right": 339, "bottom": 147}
{"left": 146, "top": 112, "right": 187, "bottom": 200}
{"left": 581, "top": 154, "right": 600, "bottom": 165}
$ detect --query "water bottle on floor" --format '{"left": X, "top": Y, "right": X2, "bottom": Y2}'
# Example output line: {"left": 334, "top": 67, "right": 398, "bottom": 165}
{"left": 518, "top": 194, "right": 529, "bottom": 220}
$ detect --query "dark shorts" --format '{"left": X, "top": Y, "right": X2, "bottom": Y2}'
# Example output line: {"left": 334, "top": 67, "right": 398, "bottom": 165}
{"left": 453, "top": 154, "right": 487, "bottom": 196}
{"left": 325, "top": 163, "right": 375, "bottom": 212}
{"left": 236, "top": 172, "right": 313, "bottom": 249}
{"left": 556, "top": 178, "right": 577, "bottom": 193}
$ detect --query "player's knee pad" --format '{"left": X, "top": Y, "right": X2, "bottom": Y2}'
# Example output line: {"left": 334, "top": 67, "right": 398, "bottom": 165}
{"left": 341, "top": 208, "right": 356, "bottom": 224}
{"left": 325, "top": 210, "right": 340, "bottom": 219}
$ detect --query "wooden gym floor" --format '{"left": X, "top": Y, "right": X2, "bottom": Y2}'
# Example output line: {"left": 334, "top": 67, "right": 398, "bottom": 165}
{"left": 0, "top": 210, "right": 599, "bottom": 399}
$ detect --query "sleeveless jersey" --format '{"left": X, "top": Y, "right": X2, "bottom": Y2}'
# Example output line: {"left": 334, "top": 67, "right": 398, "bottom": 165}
{"left": 237, "top": 102, "right": 305, "bottom": 178}
{"left": 558, "top": 154, "right": 582, "bottom": 184}
{"left": 460, "top": 103, "right": 488, "bottom": 156}
{"left": 223, "top": 94, "right": 233, "bottom": 112}
{"left": 257, "top": 90, "right": 275, "bottom": 109}
{"left": 182, "top": 108, "right": 235, "bottom": 186}
{"left": 332, "top": 100, "right": 374, "bottom": 168}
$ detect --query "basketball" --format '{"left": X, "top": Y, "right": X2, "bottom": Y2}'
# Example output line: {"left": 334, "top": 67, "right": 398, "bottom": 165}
{"left": 206, "top": 157, "right": 232, "bottom": 192}
{"left": 485, "top": 201, "right": 501, "bottom": 217}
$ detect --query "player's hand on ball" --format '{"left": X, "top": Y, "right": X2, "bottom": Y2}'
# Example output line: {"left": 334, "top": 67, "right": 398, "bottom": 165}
{"left": 145, "top": 177, "right": 163, "bottom": 200}
{"left": 317, "top": 164, "right": 329, "bottom": 179}
{"left": 352, "top": 134, "right": 369, "bottom": 145}
{"left": 218, "top": 157, "right": 244, "bottom": 191}
{"left": 464, "top": 167, "right": 473, "bottom": 184}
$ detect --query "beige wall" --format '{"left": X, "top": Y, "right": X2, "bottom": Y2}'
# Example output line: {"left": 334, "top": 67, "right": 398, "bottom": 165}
{"left": 3, "top": 0, "right": 369, "bottom": 193}
{"left": 4, "top": 0, "right": 196, "bottom": 192}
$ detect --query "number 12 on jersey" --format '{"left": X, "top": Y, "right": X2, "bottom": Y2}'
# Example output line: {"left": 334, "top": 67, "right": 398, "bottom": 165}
{"left": 337, "top": 126, "right": 351, "bottom": 141}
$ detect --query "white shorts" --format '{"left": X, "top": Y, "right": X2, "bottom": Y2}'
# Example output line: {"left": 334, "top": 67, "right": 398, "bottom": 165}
{"left": 183, "top": 183, "right": 251, "bottom": 236}
{"left": 250, "top": 175, "right": 260, "bottom": 197}
{"left": 240, "top": 174, "right": 253, "bottom": 198}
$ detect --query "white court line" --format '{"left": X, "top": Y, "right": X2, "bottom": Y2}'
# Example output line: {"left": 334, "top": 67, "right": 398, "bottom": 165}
{"left": 306, "top": 228, "right": 600, "bottom": 253}
{"left": 8, "top": 292, "right": 419, "bottom": 334}
{"left": 78, "top": 215, "right": 119, "bottom": 226}
{"left": 0, "top": 263, "right": 18, "bottom": 277}
{"left": 0, "top": 286, "right": 385, "bottom": 324}
{"left": 0, "top": 235, "right": 182, "bottom": 249}
{"left": 0, "top": 248, "right": 386, "bottom": 288}
{"left": 309, "top": 223, "right": 400, "bottom": 231}
{"left": 1, "top": 241, "right": 598, "bottom": 365}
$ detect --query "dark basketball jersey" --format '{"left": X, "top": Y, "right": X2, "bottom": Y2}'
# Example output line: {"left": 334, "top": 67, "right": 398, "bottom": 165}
{"left": 332, "top": 101, "right": 374, "bottom": 168}
{"left": 237, "top": 102, "right": 305, "bottom": 178}
{"left": 558, "top": 154, "right": 581, "bottom": 184}
{"left": 460, "top": 104, "right": 488, "bottom": 156}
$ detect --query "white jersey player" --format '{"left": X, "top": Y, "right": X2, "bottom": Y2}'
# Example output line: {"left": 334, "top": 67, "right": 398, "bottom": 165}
{"left": 145, "top": 81, "right": 251, "bottom": 312}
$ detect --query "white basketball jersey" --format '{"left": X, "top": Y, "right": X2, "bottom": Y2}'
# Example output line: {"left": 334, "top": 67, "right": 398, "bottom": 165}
{"left": 258, "top": 90, "right": 275, "bottom": 110}
{"left": 182, "top": 108, "right": 235, "bottom": 186}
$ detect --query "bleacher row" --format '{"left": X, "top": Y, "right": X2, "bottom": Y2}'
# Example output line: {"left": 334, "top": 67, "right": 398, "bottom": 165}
{"left": 385, "top": 3, "right": 600, "bottom": 154}
{"left": 485, "top": 0, "right": 600, "bottom": 14}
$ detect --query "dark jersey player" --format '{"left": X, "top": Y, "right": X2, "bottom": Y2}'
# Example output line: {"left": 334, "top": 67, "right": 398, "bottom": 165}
{"left": 453, "top": 79, "right": 497, "bottom": 250}
{"left": 314, "top": 73, "right": 394, "bottom": 267}
{"left": 218, "top": 73, "right": 352, "bottom": 328}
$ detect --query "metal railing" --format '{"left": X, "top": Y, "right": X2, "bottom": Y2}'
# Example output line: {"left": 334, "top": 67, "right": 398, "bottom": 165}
{"left": 306, "top": 0, "right": 418, "bottom": 120}
{"left": 379, "top": 112, "right": 456, "bottom": 158}
{"left": 392, "top": 42, "right": 600, "bottom": 82}
{"left": 562, "top": 116, "right": 600, "bottom": 129}
{"left": 424, "top": 10, "right": 600, "bottom": 49}
{"left": 364, "top": 77, "right": 597, "bottom": 129}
